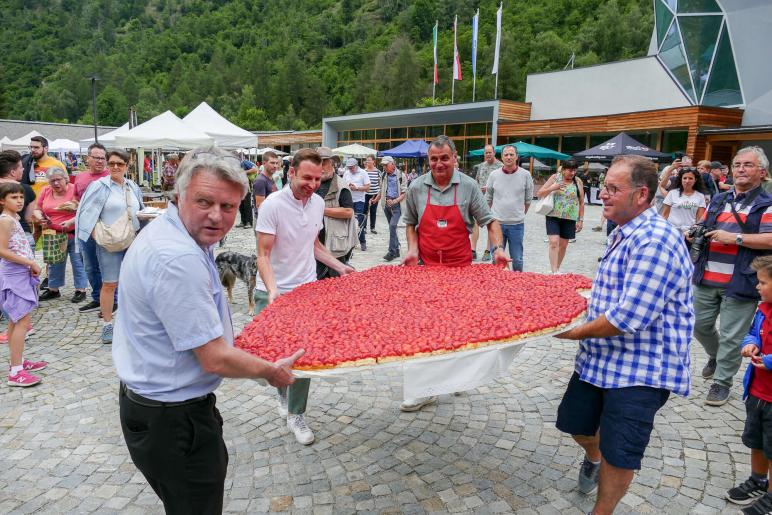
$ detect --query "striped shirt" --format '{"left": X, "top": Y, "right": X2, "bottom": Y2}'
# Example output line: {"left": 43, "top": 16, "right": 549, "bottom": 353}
{"left": 366, "top": 168, "right": 381, "bottom": 195}
{"left": 577, "top": 208, "right": 694, "bottom": 396}
{"left": 702, "top": 190, "right": 772, "bottom": 288}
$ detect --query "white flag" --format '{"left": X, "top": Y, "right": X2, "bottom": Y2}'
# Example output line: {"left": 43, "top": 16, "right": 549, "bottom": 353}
{"left": 453, "top": 15, "right": 462, "bottom": 81}
{"left": 492, "top": 3, "right": 502, "bottom": 75}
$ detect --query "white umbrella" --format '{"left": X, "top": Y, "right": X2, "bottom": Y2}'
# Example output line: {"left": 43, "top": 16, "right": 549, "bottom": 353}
{"left": 332, "top": 143, "right": 378, "bottom": 158}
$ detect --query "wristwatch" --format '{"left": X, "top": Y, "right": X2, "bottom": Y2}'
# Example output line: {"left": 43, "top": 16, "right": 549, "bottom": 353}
{"left": 492, "top": 244, "right": 504, "bottom": 252}
{"left": 736, "top": 233, "right": 744, "bottom": 246}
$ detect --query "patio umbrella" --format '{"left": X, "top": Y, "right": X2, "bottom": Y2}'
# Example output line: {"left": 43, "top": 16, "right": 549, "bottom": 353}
{"left": 573, "top": 132, "right": 671, "bottom": 162}
{"left": 331, "top": 143, "right": 378, "bottom": 158}
{"left": 468, "top": 141, "right": 569, "bottom": 160}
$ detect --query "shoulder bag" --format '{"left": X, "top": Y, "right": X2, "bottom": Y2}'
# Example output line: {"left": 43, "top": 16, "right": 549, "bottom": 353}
{"left": 93, "top": 185, "right": 136, "bottom": 252}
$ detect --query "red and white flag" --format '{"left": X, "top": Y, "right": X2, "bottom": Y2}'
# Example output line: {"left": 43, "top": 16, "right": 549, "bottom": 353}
{"left": 453, "top": 15, "right": 462, "bottom": 81}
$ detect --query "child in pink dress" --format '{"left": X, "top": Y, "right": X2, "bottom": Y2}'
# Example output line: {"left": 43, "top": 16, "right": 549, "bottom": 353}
{"left": 0, "top": 182, "right": 46, "bottom": 386}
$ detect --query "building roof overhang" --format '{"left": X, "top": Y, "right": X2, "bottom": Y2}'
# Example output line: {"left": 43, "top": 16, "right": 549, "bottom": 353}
{"left": 323, "top": 101, "right": 499, "bottom": 131}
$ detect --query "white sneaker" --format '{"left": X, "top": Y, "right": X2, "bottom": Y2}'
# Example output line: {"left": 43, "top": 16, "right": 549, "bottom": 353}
{"left": 400, "top": 396, "right": 438, "bottom": 412}
{"left": 276, "top": 389, "right": 288, "bottom": 417}
{"left": 287, "top": 414, "right": 315, "bottom": 445}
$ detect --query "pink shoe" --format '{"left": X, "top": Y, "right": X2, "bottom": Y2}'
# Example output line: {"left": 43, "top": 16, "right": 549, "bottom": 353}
{"left": 23, "top": 359, "right": 47, "bottom": 372}
{"left": 26, "top": 325, "right": 35, "bottom": 336}
{"left": 8, "top": 369, "right": 41, "bottom": 387}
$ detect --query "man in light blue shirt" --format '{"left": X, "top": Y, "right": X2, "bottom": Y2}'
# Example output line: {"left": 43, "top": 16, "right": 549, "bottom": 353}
{"left": 113, "top": 146, "right": 303, "bottom": 514}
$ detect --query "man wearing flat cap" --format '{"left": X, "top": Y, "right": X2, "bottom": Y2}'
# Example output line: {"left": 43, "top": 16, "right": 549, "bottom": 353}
{"left": 343, "top": 158, "right": 371, "bottom": 251}
{"left": 372, "top": 156, "right": 407, "bottom": 261}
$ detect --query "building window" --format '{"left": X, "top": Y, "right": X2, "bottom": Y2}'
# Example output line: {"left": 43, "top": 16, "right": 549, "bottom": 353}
{"left": 662, "top": 130, "right": 688, "bottom": 153}
{"left": 428, "top": 125, "right": 444, "bottom": 137}
{"left": 409, "top": 126, "right": 426, "bottom": 139}
{"left": 702, "top": 25, "right": 743, "bottom": 106}
{"left": 446, "top": 124, "right": 465, "bottom": 137}
{"left": 391, "top": 127, "right": 407, "bottom": 139}
{"left": 589, "top": 134, "right": 612, "bottom": 148}
{"left": 362, "top": 129, "right": 375, "bottom": 140}
{"left": 467, "top": 123, "right": 487, "bottom": 137}
{"left": 535, "top": 137, "right": 560, "bottom": 152}
{"left": 628, "top": 132, "right": 657, "bottom": 149}
{"left": 376, "top": 129, "right": 390, "bottom": 140}
{"left": 561, "top": 135, "right": 587, "bottom": 154}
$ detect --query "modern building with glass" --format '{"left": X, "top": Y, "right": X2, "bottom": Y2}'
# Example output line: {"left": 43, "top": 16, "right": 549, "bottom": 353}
{"left": 259, "top": 0, "right": 771, "bottom": 166}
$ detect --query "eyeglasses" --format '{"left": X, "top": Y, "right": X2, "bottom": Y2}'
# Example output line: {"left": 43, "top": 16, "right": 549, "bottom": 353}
{"left": 107, "top": 161, "right": 127, "bottom": 168}
{"left": 89, "top": 155, "right": 106, "bottom": 161}
{"left": 600, "top": 184, "right": 641, "bottom": 196}
{"left": 733, "top": 162, "right": 759, "bottom": 170}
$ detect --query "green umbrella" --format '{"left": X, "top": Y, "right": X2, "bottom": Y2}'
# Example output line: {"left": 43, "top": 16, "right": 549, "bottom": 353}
{"left": 468, "top": 141, "right": 569, "bottom": 160}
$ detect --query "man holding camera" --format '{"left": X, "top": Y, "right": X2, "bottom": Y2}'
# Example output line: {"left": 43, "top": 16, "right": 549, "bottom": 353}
{"left": 693, "top": 146, "right": 772, "bottom": 406}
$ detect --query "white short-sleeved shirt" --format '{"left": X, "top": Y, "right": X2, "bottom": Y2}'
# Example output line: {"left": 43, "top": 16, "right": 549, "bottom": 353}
{"left": 343, "top": 167, "right": 370, "bottom": 203}
{"left": 112, "top": 203, "right": 233, "bottom": 402}
{"left": 255, "top": 186, "right": 324, "bottom": 292}
{"left": 663, "top": 189, "right": 706, "bottom": 231}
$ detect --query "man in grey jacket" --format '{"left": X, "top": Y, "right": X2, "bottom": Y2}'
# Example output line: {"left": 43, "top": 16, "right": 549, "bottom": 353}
{"left": 485, "top": 145, "right": 534, "bottom": 271}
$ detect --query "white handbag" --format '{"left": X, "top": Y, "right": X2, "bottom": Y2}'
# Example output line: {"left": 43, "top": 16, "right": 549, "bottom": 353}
{"left": 534, "top": 191, "right": 555, "bottom": 216}
{"left": 93, "top": 187, "right": 136, "bottom": 252}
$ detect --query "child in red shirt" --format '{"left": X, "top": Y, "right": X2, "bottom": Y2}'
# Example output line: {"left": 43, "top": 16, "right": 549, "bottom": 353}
{"left": 727, "top": 255, "right": 772, "bottom": 512}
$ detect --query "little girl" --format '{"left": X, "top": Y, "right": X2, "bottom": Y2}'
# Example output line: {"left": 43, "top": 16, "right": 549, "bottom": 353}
{"left": 0, "top": 182, "right": 46, "bottom": 386}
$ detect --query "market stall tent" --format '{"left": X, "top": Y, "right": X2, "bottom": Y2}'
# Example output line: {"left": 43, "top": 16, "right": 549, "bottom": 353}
{"left": 3, "top": 130, "right": 44, "bottom": 151}
{"left": 573, "top": 132, "right": 671, "bottom": 162}
{"left": 380, "top": 140, "right": 429, "bottom": 158}
{"left": 183, "top": 102, "right": 256, "bottom": 148}
{"left": 114, "top": 111, "right": 214, "bottom": 149}
{"left": 332, "top": 143, "right": 378, "bottom": 158}
{"left": 80, "top": 122, "right": 130, "bottom": 146}
{"left": 0, "top": 136, "right": 12, "bottom": 150}
{"left": 468, "top": 141, "right": 569, "bottom": 160}
{"left": 49, "top": 138, "right": 81, "bottom": 153}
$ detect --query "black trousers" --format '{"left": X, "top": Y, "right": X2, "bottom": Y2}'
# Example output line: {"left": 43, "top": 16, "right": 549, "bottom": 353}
{"left": 119, "top": 387, "right": 228, "bottom": 515}
{"left": 239, "top": 192, "right": 253, "bottom": 226}
{"left": 364, "top": 194, "right": 378, "bottom": 229}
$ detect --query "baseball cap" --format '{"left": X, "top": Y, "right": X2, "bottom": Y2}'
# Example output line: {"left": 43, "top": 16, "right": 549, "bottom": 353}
{"left": 381, "top": 156, "right": 395, "bottom": 165}
{"left": 316, "top": 146, "right": 333, "bottom": 160}
{"left": 346, "top": 158, "right": 358, "bottom": 167}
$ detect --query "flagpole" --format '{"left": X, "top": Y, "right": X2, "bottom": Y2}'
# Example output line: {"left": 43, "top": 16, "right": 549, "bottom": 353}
{"left": 432, "top": 20, "right": 438, "bottom": 106}
{"left": 451, "top": 15, "right": 456, "bottom": 104}
{"left": 472, "top": 13, "right": 476, "bottom": 103}
{"left": 492, "top": 3, "right": 503, "bottom": 100}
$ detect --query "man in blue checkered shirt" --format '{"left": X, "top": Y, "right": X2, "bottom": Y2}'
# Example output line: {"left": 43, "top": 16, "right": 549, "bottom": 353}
{"left": 555, "top": 155, "right": 694, "bottom": 515}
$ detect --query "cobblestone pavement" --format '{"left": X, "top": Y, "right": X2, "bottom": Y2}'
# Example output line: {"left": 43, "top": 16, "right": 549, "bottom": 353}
{"left": 0, "top": 204, "right": 751, "bottom": 514}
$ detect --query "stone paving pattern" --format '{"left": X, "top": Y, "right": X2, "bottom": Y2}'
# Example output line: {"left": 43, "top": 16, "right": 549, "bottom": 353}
{"left": 0, "top": 204, "right": 751, "bottom": 514}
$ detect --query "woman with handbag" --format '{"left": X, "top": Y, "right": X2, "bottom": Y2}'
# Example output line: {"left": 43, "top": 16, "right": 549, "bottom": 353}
{"left": 75, "top": 149, "right": 143, "bottom": 343}
{"left": 536, "top": 159, "right": 585, "bottom": 274}
{"left": 33, "top": 167, "right": 87, "bottom": 303}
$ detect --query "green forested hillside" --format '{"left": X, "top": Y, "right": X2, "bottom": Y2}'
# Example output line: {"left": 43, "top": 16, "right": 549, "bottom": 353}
{"left": 0, "top": 0, "right": 652, "bottom": 130}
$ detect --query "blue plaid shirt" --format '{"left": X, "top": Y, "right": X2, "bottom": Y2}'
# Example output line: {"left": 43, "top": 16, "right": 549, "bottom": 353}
{"left": 576, "top": 208, "right": 694, "bottom": 396}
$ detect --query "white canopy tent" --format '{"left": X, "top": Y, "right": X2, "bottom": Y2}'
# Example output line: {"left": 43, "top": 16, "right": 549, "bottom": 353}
{"left": 332, "top": 143, "right": 378, "bottom": 158}
{"left": 255, "top": 147, "right": 288, "bottom": 156}
{"left": 80, "top": 122, "right": 130, "bottom": 146}
{"left": 114, "top": 111, "right": 214, "bottom": 149}
{"left": 0, "top": 136, "right": 12, "bottom": 150}
{"left": 49, "top": 138, "right": 82, "bottom": 153}
{"left": 3, "top": 130, "right": 44, "bottom": 151}
{"left": 183, "top": 102, "right": 256, "bottom": 148}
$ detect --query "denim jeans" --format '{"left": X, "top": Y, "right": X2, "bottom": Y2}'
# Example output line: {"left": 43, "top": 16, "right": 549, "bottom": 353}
{"left": 79, "top": 236, "right": 103, "bottom": 302}
{"left": 501, "top": 223, "right": 525, "bottom": 271}
{"left": 365, "top": 194, "right": 378, "bottom": 230}
{"left": 353, "top": 201, "right": 366, "bottom": 245}
{"left": 48, "top": 238, "right": 88, "bottom": 290}
{"left": 383, "top": 203, "right": 401, "bottom": 254}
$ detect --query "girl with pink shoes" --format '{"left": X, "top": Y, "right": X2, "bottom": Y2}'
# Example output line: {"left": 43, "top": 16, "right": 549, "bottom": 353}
{"left": 0, "top": 182, "right": 46, "bottom": 386}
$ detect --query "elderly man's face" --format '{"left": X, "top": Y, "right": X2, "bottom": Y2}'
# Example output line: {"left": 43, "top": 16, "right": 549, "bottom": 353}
{"left": 177, "top": 169, "right": 243, "bottom": 247}
{"left": 320, "top": 158, "right": 335, "bottom": 180}
{"left": 484, "top": 146, "right": 495, "bottom": 163}
{"left": 732, "top": 151, "right": 764, "bottom": 192}
{"left": 88, "top": 148, "right": 106, "bottom": 173}
{"left": 428, "top": 144, "right": 455, "bottom": 184}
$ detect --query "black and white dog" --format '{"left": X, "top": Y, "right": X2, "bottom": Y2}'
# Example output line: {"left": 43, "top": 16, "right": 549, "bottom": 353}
{"left": 215, "top": 251, "right": 257, "bottom": 315}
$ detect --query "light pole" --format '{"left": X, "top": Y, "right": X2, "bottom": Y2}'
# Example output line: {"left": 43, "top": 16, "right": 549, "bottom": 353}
{"left": 86, "top": 74, "right": 100, "bottom": 142}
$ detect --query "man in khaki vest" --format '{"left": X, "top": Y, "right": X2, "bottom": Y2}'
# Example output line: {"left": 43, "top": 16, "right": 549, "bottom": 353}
{"left": 315, "top": 147, "right": 357, "bottom": 278}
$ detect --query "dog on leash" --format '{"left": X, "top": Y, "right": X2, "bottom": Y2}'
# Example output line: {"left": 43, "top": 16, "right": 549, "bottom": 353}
{"left": 215, "top": 251, "right": 257, "bottom": 315}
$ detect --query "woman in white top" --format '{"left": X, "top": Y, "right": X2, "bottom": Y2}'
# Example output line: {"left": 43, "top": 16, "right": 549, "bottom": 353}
{"left": 661, "top": 168, "right": 706, "bottom": 233}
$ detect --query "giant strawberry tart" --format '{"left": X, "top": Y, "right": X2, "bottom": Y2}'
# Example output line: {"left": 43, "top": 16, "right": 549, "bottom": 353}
{"left": 236, "top": 265, "right": 592, "bottom": 370}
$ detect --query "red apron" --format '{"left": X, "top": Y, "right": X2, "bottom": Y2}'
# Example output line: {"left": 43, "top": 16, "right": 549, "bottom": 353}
{"left": 418, "top": 185, "right": 473, "bottom": 266}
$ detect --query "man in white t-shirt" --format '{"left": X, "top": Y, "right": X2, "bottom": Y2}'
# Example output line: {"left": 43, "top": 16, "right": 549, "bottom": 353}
{"left": 343, "top": 158, "right": 371, "bottom": 250}
{"left": 255, "top": 149, "right": 355, "bottom": 445}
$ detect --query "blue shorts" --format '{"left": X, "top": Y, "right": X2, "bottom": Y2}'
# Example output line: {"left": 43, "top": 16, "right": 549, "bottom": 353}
{"left": 545, "top": 216, "right": 576, "bottom": 240}
{"left": 95, "top": 244, "right": 127, "bottom": 283}
{"left": 556, "top": 372, "right": 669, "bottom": 470}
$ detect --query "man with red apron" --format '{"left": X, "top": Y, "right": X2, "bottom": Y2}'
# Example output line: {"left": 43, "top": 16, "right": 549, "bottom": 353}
{"left": 400, "top": 135, "right": 510, "bottom": 411}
